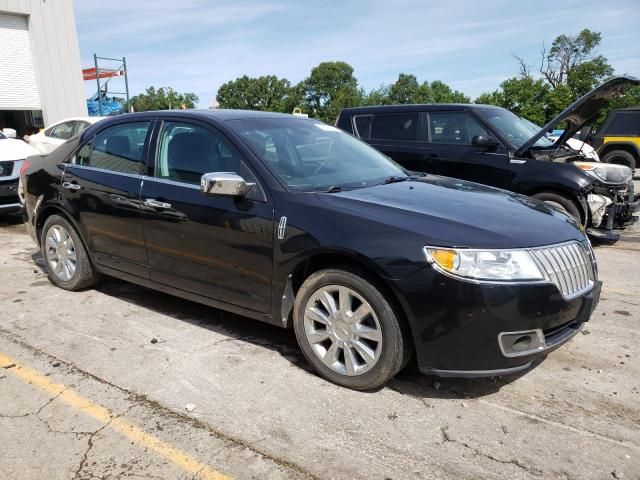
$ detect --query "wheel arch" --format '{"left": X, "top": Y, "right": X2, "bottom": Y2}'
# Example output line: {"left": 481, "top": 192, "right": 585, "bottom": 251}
{"left": 599, "top": 142, "right": 640, "bottom": 161}
{"left": 281, "top": 251, "right": 414, "bottom": 350}
{"left": 523, "top": 187, "right": 588, "bottom": 225}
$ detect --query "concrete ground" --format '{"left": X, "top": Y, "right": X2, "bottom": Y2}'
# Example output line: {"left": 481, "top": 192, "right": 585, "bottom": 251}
{"left": 1, "top": 210, "right": 639, "bottom": 480}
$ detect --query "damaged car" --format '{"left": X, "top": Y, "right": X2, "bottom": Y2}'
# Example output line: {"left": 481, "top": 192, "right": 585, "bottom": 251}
{"left": 337, "top": 76, "right": 640, "bottom": 240}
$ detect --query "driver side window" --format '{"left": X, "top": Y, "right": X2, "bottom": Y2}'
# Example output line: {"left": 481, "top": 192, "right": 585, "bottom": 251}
{"left": 156, "top": 121, "right": 257, "bottom": 187}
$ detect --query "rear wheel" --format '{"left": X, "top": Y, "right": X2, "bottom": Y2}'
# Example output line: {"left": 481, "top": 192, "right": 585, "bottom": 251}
{"left": 602, "top": 149, "right": 636, "bottom": 171}
{"left": 293, "top": 269, "right": 408, "bottom": 390}
{"left": 532, "top": 192, "right": 582, "bottom": 224}
{"left": 41, "top": 215, "right": 99, "bottom": 291}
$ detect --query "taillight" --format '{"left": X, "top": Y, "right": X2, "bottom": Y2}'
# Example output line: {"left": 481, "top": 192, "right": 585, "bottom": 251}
{"left": 19, "top": 159, "right": 30, "bottom": 177}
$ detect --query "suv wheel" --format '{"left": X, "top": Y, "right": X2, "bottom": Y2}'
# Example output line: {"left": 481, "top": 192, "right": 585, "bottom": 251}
{"left": 293, "top": 269, "right": 408, "bottom": 390}
{"left": 41, "top": 214, "right": 99, "bottom": 291}
{"left": 532, "top": 192, "right": 582, "bottom": 224}
{"left": 602, "top": 149, "right": 636, "bottom": 171}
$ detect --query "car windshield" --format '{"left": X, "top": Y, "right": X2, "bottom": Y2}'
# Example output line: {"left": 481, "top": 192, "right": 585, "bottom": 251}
{"left": 0, "top": 131, "right": 6, "bottom": 140}
{"left": 226, "top": 118, "right": 407, "bottom": 192}
{"left": 477, "top": 109, "right": 554, "bottom": 148}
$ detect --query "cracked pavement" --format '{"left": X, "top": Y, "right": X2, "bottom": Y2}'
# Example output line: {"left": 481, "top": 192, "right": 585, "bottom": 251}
{"left": 1, "top": 208, "right": 640, "bottom": 479}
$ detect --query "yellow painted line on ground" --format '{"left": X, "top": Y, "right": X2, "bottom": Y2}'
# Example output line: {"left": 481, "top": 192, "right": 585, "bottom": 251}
{"left": 0, "top": 352, "right": 231, "bottom": 480}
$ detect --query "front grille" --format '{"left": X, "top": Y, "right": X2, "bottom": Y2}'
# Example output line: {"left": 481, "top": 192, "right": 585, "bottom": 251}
{"left": 529, "top": 242, "right": 596, "bottom": 299}
{"left": 0, "top": 161, "right": 14, "bottom": 178}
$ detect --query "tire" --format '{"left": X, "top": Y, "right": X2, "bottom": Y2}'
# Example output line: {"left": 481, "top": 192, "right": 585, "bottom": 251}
{"left": 602, "top": 149, "right": 636, "bottom": 171}
{"left": 41, "top": 214, "right": 99, "bottom": 291}
{"left": 293, "top": 268, "right": 409, "bottom": 390}
{"left": 532, "top": 192, "right": 582, "bottom": 224}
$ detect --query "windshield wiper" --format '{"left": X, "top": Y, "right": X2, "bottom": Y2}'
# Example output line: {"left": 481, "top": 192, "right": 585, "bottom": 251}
{"left": 380, "top": 175, "right": 410, "bottom": 185}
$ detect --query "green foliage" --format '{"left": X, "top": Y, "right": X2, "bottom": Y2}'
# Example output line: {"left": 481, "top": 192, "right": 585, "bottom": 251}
{"left": 474, "top": 28, "right": 637, "bottom": 127}
{"left": 216, "top": 75, "right": 302, "bottom": 112}
{"left": 302, "top": 61, "right": 363, "bottom": 123}
{"left": 362, "top": 74, "right": 469, "bottom": 106}
{"left": 130, "top": 86, "right": 198, "bottom": 112}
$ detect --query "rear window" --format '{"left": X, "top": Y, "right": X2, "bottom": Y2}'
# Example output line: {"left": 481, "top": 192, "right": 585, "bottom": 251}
{"left": 353, "top": 115, "right": 372, "bottom": 139}
{"left": 605, "top": 112, "right": 640, "bottom": 136}
{"left": 370, "top": 113, "right": 419, "bottom": 141}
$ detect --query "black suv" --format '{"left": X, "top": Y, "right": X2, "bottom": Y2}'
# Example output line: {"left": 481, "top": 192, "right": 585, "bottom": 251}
{"left": 22, "top": 110, "right": 600, "bottom": 390}
{"left": 592, "top": 107, "right": 640, "bottom": 170}
{"left": 338, "top": 77, "right": 639, "bottom": 238}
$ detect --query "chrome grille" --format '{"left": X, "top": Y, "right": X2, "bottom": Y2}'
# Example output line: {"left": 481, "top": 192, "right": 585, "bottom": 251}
{"left": 530, "top": 241, "right": 596, "bottom": 299}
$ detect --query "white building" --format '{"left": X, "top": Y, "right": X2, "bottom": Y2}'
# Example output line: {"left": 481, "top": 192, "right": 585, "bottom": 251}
{"left": 0, "top": 0, "right": 85, "bottom": 136}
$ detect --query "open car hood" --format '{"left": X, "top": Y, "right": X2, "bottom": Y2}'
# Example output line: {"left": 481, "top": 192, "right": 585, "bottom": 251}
{"left": 515, "top": 76, "right": 640, "bottom": 158}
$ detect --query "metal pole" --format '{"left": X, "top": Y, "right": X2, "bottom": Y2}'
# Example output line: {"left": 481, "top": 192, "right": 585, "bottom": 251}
{"left": 123, "top": 57, "right": 130, "bottom": 113}
{"left": 94, "top": 53, "right": 103, "bottom": 116}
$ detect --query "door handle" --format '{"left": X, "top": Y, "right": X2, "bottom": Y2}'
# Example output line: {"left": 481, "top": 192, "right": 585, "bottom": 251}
{"left": 62, "top": 181, "right": 82, "bottom": 191}
{"left": 144, "top": 198, "right": 172, "bottom": 209}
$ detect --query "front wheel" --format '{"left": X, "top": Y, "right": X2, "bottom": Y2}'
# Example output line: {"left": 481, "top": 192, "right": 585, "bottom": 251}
{"left": 532, "top": 192, "right": 582, "bottom": 224}
{"left": 293, "top": 269, "right": 409, "bottom": 390}
{"left": 41, "top": 214, "right": 99, "bottom": 291}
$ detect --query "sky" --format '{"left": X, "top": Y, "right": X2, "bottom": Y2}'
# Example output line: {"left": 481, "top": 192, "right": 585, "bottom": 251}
{"left": 73, "top": 0, "right": 640, "bottom": 108}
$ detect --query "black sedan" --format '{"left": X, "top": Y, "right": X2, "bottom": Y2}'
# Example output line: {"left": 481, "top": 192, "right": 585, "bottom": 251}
{"left": 21, "top": 110, "right": 601, "bottom": 390}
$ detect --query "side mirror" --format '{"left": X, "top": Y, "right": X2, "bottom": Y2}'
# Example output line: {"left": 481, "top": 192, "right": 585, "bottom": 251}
{"left": 472, "top": 135, "right": 499, "bottom": 148}
{"left": 2, "top": 128, "right": 16, "bottom": 138}
{"left": 200, "top": 172, "right": 255, "bottom": 197}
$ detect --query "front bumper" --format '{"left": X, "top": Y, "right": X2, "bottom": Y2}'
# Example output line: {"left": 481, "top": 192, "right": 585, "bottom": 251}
{"left": 0, "top": 179, "right": 21, "bottom": 214}
{"left": 391, "top": 267, "right": 601, "bottom": 376}
{"left": 590, "top": 181, "right": 639, "bottom": 230}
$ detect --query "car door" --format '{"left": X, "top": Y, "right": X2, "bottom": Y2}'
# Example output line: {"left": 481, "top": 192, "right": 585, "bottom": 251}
{"left": 61, "top": 120, "right": 153, "bottom": 278}
{"left": 425, "top": 111, "right": 512, "bottom": 188}
{"left": 140, "top": 119, "right": 274, "bottom": 313}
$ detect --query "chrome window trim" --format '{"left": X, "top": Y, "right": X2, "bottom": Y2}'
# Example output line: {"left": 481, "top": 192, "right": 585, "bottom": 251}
{"left": 351, "top": 114, "right": 372, "bottom": 139}
{"left": 423, "top": 240, "right": 597, "bottom": 300}
{"left": 63, "top": 163, "right": 145, "bottom": 180}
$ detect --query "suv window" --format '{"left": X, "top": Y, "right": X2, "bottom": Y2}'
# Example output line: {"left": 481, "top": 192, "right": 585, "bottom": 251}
{"left": 429, "top": 112, "right": 488, "bottom": 145}
{"left": 84, "top": 122, "right": 150, "bottom": 174}
{"left": 354, "top": 115, "right": 372, "bottom": 139}
{"left": 605, "top": 112, "right": 640, "bottom": 136}
{"left": 156, "top": 121, "right": 254, "bottom": 185}
{"left": 47, "top": 122, "right": 77, "bottom": 140}
{"left": 370, "top": 113, "right": 419, "bottom": 141}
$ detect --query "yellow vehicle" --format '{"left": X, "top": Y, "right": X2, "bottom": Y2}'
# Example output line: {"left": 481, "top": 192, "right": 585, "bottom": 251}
{"left": 593, "top": 107, "right": 640, "bottom": 170}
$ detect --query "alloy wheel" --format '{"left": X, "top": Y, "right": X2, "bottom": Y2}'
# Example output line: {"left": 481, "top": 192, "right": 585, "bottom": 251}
{"left": 45, "top": 225, "right": 77, "bottom": 281}
{"left": 303, "top": 285, "right": 383, "bottom": 376}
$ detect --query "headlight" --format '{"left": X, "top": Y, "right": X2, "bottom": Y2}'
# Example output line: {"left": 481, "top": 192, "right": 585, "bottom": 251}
{"left": 575, "top": 161, "right": 632, "bottom": 184}
{"left": 424, "top": 247, "right": 544, "bottom": 282}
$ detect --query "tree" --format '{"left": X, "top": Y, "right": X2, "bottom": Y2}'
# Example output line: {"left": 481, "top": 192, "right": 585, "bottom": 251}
{"left": 216, "top": 75, "right": 301, "bottom": 112}
{"left": 302, "top": 61, "right": 362, "bottom": 123}
{"left": 474, "top": 29, "right": 622, "bottom": 125}
{"left": 130, "top": 86, "right": 198, "bottom": 111}
{"left": 427, "top": 80, "right": 470, "bottom": 104}
{"left": 387, "top": 74, "right": 421, "bottom": 104}
{"left": 363, "top": 75, "right": 469, "bottom": 106}
{"left": 539, "top": 29, "right": 613, "bottom": 97}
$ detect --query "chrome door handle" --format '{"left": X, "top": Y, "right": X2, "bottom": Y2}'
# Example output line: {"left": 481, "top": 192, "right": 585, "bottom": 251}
{"left": 62, "top": 181, "right": 82, "bottom": 190}
{"left": 144, "top": 198, "right": 172, "bottom": 209}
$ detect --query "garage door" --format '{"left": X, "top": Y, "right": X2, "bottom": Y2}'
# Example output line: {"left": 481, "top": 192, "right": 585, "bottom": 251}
{"left": 0, "top": 13, "right": 41, "bottom": 110}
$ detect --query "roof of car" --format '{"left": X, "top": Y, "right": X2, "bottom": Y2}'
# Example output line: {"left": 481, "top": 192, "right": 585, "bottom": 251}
{"left": 339, "top": 104, "right": 505, "bottom": 115}
{"left": 612, "top": 107, "right": 640, "bottom": 112}
{"left": 106, "top": 109, "right": 301, "bottom": 121}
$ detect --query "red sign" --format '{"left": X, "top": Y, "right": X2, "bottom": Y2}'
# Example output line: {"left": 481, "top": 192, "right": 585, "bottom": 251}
{"left": 82, "top": 68, "right": 125, "bottom": 81}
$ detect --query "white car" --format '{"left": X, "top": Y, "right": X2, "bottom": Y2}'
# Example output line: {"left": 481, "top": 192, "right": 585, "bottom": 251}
{"left": 28, "top": 116, "right": 106, "bottom": 154}
{"left": 0, "top": 129, "right": 39, "bottom": 214}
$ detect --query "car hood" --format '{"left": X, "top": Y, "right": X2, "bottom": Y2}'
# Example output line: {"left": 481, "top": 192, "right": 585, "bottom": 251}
{"left": 0, "top": 139, "right": 40, "bottom": 161}
{"left": 515, "top": 76, "right": 640, "bottom": 158}
{"left": 316, "top": 176, "right": 585, "bottom": 249}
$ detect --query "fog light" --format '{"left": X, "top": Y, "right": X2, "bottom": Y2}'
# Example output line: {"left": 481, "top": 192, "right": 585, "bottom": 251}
{"left": 498, "top": 329, "right": 546, "bottom": 358}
